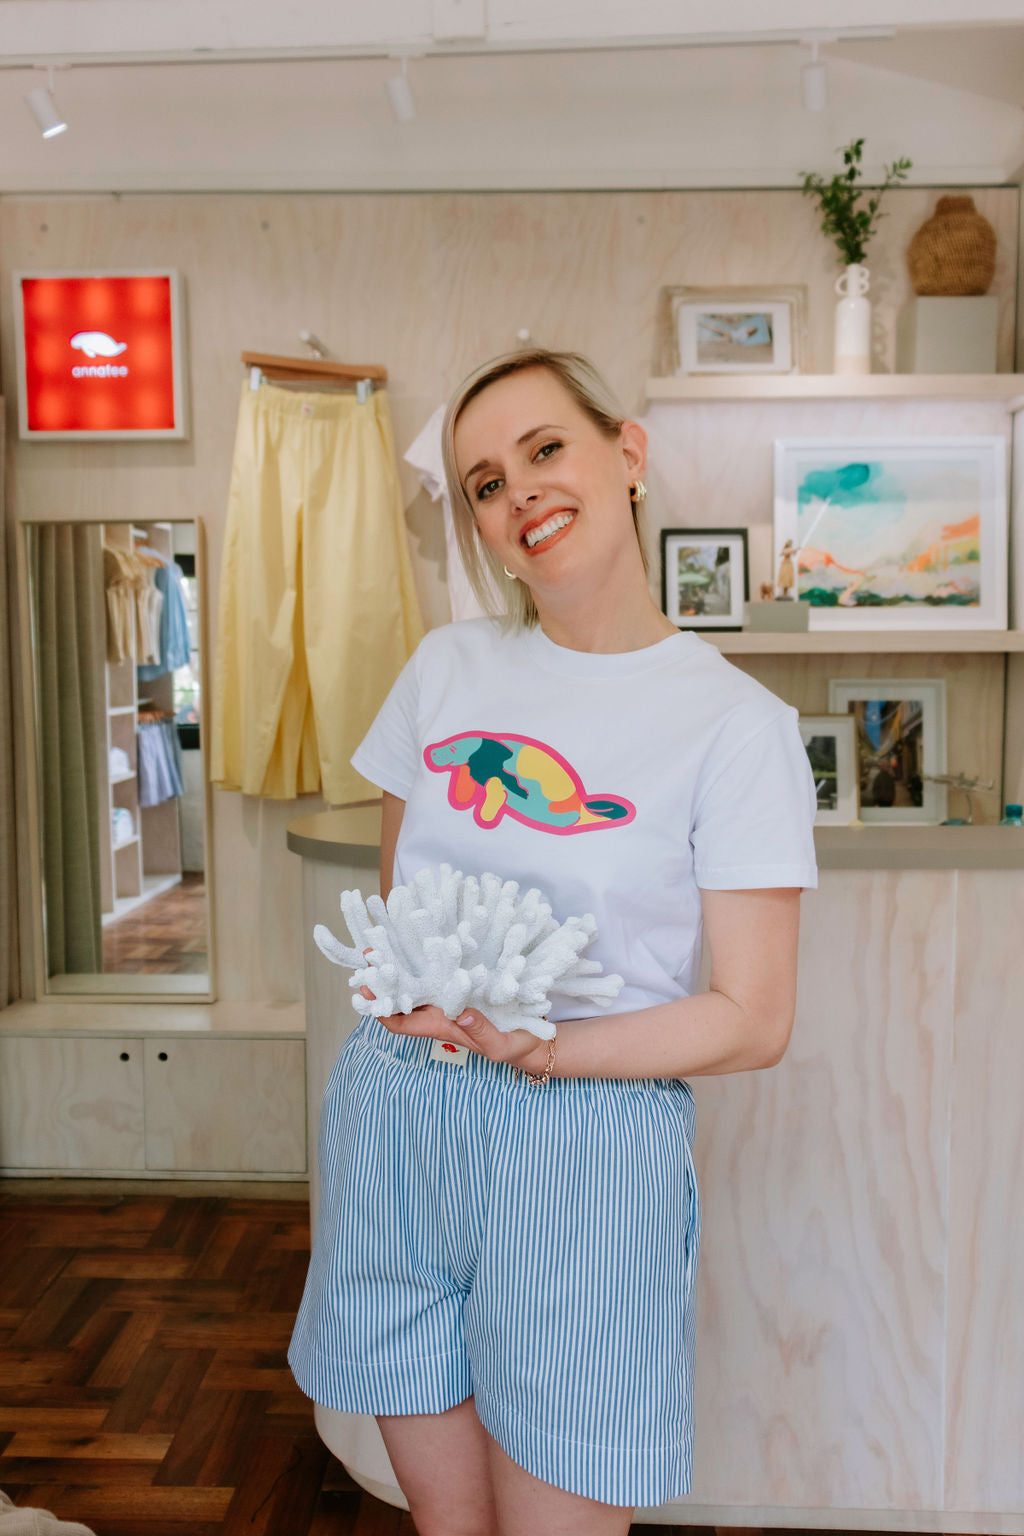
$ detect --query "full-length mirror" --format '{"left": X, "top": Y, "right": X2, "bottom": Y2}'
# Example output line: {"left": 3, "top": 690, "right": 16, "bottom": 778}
{"left": 22, "top": 518, "right": 211, "bottom": 997}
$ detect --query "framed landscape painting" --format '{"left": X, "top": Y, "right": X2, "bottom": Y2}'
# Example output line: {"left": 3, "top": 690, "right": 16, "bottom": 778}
{"left": 774, "top": 437, "right": 1008, "bottom": 630}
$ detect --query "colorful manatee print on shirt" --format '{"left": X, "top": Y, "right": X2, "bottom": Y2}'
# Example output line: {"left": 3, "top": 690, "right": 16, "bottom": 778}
{"left": 424, "top": 731, "right": 636, "bottom": 833}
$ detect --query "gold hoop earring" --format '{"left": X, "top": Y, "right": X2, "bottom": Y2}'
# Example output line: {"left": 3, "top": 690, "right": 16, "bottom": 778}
{"left": 503, "top": 565, "right": 518, "bottom": 580}
{"left": 630, "top": 479, "right": 647, "bottom": 504}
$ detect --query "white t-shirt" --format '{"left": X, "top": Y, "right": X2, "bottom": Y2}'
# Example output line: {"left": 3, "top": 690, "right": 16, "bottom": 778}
{"left": 350, "top": 616, "right": 818, "bottom": 1025}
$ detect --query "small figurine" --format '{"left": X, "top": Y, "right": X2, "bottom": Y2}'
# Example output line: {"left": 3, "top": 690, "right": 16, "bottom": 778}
{"left": 776, "top": 540, "right": 796, "bottom": 599}
{"left": 759, "top": 581, "right": 775, "bottom": 602}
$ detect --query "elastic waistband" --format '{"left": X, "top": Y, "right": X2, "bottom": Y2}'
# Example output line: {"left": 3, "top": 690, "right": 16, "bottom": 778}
{"left": 242, "top": 379, "right": 391, "bottom": 423}
{"left": 352, "top": 1012, "right": 693, "bottom": 1108}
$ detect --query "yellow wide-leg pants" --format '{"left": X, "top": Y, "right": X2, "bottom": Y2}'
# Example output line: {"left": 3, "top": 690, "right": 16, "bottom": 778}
{"left": 210, "top": 381, "right": 425, "bottom": 803}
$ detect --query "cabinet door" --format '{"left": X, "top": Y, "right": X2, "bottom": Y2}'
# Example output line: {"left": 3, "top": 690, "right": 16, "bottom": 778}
{"left": 143, "top": 1038, "right": 306, "bottom": 1173}
{"left": 0, "top": 1036, "right": 145, "bottom": 1170}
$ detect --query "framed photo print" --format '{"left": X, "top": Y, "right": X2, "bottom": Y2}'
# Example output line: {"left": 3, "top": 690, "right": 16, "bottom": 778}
{"left": 13, "top": 268, "right": 189, "bottom": 440}
{"left": 774, "top": 437, "right": 1008, "bottom": 630}
{"left": 654, "top": 285, "right": 807, "bottom": 376}
{"left": 660, "top": 528, "right": 749, "bottom": 631}
{"left": 827, "top": 678, "right": 948, "bottom": 824}
{"left": 798, "top": 714, "right": 859, "bottom": 826}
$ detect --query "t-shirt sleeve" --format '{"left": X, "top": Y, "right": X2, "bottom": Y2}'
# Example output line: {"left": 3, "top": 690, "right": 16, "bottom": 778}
{"left": 691, "top": 705, "right": 818, "bottom": 890}
{"left": 349, "top": 645, "right": 422, "bottom": 800}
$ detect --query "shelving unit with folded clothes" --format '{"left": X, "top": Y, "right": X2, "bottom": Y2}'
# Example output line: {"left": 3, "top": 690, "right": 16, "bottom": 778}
{"left": 101, "top": 520, "right": 183, "bottom": 923}
{"left": 134, "top": 521, "right": 185, "bottom": 907}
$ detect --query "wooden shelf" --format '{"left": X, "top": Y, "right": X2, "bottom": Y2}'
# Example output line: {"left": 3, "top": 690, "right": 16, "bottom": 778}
{"left": 815, "top": 824, "right": 1024, "bottom": 869}
{"left": 702, "top": 629, "right": 1024, "bottom": 654}
{"left": 645, "top": 373, "right": 1024, "bottom": 405}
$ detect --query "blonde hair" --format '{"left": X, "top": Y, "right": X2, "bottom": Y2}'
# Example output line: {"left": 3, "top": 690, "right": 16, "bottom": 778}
{"left": 441, "top": 348, "right": 649, "bottom": 635}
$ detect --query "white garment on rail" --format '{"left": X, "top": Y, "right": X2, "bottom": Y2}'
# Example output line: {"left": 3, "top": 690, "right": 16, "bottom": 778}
{"left": 404, "top": 406, "right": 502, "bottom": 622}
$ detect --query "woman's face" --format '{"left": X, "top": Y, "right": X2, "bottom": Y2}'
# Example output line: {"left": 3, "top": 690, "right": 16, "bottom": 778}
{"left": 453, "top": 366, "right": 646, "bottom": 589}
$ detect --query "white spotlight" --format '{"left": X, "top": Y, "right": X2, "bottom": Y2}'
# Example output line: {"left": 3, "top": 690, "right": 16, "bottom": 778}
{"left": 26, "top": 72, "right": 68, "bottom": 138}
{"left": 801, "top": 40, "right": 828, "bottom": 111}
{"left": 387, "top": 57, "right": 416, "bottom": 124}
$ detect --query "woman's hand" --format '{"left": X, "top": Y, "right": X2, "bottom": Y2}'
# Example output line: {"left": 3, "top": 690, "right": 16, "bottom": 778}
{"left": 358, "top": 949, "right": 550, "bottom": 1074}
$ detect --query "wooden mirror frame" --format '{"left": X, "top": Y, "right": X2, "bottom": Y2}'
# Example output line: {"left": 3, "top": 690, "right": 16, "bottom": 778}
{"left": 15, "top": 514, "right": 216, "bottom": 1002}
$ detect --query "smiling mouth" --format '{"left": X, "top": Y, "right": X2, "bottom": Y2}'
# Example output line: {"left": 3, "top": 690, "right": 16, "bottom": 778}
{"left": 521, "top": 509, "right": 577, "bottom": 549}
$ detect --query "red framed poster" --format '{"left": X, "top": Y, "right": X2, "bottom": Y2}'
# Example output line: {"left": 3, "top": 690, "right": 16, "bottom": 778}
{"left": 14, "top": 269, "right": 188, "bottom": 440}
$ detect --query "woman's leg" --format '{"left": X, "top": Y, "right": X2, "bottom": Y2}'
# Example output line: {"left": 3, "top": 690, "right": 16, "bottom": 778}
{"left": 376, "top": 1395, "right": 499, "bottom": 1536}
{"left": 483, "top": 1427, "right": 634, "bottom": 1536}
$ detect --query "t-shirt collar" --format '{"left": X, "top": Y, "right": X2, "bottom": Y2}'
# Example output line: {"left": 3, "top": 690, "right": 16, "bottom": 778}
{"left": 521, "top": 620, "right": 701, "bottom": 678}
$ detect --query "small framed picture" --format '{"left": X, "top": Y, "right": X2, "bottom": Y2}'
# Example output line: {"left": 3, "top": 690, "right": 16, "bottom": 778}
{"left": 827, "top": 678, "right": 948, "bottom": 824}
{"left": 654, "top": 285, "right": 807, "bottom": 377}
{"left": 773, "top": 436, "right": 1008, "bottom": 631}
{"left": 660, "top": 528, "right": 749, "bottom": 631}
{"left": 798, "top": 715, "right": 860, "bottom": 826}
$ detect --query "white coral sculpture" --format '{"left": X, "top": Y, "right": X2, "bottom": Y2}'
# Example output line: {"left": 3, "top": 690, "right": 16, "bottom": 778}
{"left": 313, "top": 862, "right": 623, "bottom": 1042}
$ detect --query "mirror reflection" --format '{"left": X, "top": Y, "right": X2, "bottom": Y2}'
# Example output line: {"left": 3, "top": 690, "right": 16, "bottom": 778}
{"left": 25, "top": 518, "right": 209, "bottom": 995}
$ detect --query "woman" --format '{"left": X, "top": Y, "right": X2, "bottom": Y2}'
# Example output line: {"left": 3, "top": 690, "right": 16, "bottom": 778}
{"left": 288, "top": 349, "right": 818, "bottom": 1536}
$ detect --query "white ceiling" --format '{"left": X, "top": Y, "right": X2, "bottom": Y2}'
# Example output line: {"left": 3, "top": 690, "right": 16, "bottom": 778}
{"left": 1, "top": 4, "right": 1023, "bottom": 192}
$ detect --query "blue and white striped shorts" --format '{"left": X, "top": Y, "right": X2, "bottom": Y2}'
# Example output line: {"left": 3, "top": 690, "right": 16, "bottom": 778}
{"left": 287, "top": 1013, "right": 701, "bottom": 1508}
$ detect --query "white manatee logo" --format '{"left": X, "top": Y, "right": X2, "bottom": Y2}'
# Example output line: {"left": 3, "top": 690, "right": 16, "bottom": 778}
{"left": 70, "top": 331, "right": 128, "bottom": 359}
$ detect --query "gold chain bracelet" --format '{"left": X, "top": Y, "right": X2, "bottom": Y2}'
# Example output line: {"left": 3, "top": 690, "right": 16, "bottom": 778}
{"left": 522, "top": 1033, "right": 557, "bottom": 1087}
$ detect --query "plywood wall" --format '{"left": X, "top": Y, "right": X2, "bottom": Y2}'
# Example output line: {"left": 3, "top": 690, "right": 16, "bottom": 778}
{"left": 1, "top": 186, "right": 1017, "bottom": 1002}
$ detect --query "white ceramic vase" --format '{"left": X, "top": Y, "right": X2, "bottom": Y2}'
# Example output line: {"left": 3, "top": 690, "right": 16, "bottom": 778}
{"left": 833, "top": 262, "right": 871, "bottom": 374}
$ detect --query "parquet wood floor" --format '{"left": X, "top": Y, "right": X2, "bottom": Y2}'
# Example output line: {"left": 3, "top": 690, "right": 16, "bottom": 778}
{"left": 0, "top": 1187, "right": 404, "bottom": 1534}
{"left": 102, "top": 874, "right": 207, "bottom": 977}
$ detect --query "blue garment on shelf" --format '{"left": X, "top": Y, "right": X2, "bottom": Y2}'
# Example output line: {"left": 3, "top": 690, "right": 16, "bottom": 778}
{"left": 137, "top": 557, "right": 191, "bottom": 680}
{"left": 137, "top": 720, "right": 185, "bottom": 807}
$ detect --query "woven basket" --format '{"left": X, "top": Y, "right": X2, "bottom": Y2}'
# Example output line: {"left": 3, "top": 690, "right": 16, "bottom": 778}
{"left": 907, "top": 195, "right": 996, "bottom": 296}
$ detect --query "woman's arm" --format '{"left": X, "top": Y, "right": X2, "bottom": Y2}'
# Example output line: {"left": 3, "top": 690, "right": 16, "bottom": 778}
{"left": 366, "top": 882, "right": 804, "bottom": 1083}
{"left": 531, "top": 886, "right": 802, "bottom": 1080}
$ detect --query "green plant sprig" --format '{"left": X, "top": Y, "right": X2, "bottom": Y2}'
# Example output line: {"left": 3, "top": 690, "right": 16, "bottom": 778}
{"left": 799, "top": 137, "right": 913, "bottom": 267}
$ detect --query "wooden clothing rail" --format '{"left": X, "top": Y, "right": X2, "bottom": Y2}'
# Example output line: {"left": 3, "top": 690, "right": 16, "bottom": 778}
{"left": 240, "top": 351, "right": 388, "bottom": 385}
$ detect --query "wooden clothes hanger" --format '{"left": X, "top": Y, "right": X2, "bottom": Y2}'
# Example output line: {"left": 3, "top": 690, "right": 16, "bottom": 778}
{"left": 241, "top": 351, "right": 387, "bottom": 402}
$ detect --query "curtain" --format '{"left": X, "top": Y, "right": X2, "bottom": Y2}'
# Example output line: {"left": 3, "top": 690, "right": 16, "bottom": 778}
{"left": 30, "top": 524, "right": 105, "bottom": 976}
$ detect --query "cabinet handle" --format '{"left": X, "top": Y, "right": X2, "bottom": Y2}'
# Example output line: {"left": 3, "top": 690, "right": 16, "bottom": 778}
{"left": 120, "top": 1052, "right": 130, "bottom": 1061}
{"left": 158, "top": 1051, "right": 168, "bottom": 1061}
